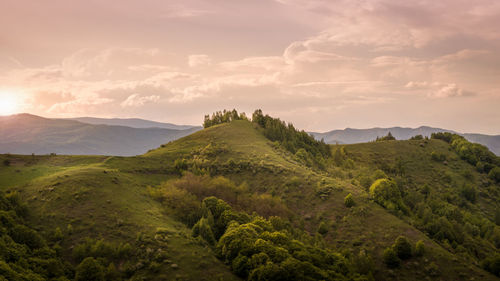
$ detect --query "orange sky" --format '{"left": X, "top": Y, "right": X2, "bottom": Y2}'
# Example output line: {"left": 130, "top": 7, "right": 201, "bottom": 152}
{"left": 1, "top": 0, "right": 500, "bottom": 134}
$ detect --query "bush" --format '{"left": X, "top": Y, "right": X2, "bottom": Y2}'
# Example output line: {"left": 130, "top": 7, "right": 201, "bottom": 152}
{"left": 344, "top": 193, "right": 355, "bottom": 208}
{"left": 415, "top": 240, "right": 425, "bottom": 256}
{"left": 460, "top": 184, "right": 477, "bottom": 203}
{"left": 192, "top": 217, "right": 216, "bottom": 245}
{"left": 369, "top": 178, "right": 407, "bottom": 213}
{"left": 393, "top": 236, "right": 412, "bottom": 260}
{"left": 383, "top": 247, "right": 400, "bottom": 268}
{"left": 75, "top": 257, "right": 105, "bottom": 281}
{"left": 489, "top": 167, "right": 500, "bottom": 183}
{"left": 431, "top": 152, "right": 446, "bottom": 162}
{"left": 9, "top": 224, "right": 45, "bottom": 249}
{"left": 317, "top": 221, "right": 329, "bottom": 235}
{"left": 481, "top": 254, "right": 500, "bottom": 277}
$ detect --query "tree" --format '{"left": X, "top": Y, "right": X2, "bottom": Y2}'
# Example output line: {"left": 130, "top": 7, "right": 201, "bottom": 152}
{"left": 192, "top": 217, "right": 216, "bottom": 245}
{"left": 369, "top": 178, "right": 404, "bottom": 211}
{"left": 383, "top": 248, "right": 400, "bottom": 268}
{"left": 393, "top": 236, "right": 412, "bottom": 260}
{"left": 75, "top": 257, "right": 105, "bottom": 281}
{"left": 344, "top": 193, "right": 355, "bottom": 208}
{"left": 376, "top": 132, "right": 396, "bottom": 141}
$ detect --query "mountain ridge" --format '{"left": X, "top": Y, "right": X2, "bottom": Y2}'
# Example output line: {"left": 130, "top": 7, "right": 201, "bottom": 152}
{"left": 311, "top": 126, "right": 500, "bottom": 155}
{"left": 0, "top": 113, "right": 201, "bottom": 156}
{"left": 67, "top": 116, "right": 200, "bottom": 130}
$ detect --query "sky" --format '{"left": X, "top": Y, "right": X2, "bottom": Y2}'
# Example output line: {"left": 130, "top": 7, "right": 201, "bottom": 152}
{"left": 1, "top": 0, "right": 500, "bottom": 134}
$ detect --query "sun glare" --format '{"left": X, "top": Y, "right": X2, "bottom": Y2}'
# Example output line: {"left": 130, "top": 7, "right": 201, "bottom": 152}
{"left": 0, "top": 92, "right": 19, "bottom": 116}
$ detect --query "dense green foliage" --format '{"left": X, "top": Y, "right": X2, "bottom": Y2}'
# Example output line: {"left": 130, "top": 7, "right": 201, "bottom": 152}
{"left": 2, "top": 111, "right": 500, "bottom": 281}
{"left": 252, "top": 109, "right": 331, "bottom": 168}
{"left": 432, "top": 132, "right": 500, "bottom": 172}
{"left": 150, "top": 175, "right": 370, "bottom": 280}
{"left": 350, "top": 135, "right": 500, "bottom": 278}
{"left": 0, "top": 191, "right": 70, "bottom": 280}
{"left": 203, "top": 109, "right": 248, "bottom": 128}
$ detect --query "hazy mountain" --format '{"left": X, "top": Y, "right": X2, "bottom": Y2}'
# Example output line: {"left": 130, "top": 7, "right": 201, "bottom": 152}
{"left": 311, "top": 126, "right": 500, "bottom": 155}
{"left": 0, "top": 113, "right": 201, "bottom": 156}
{"left": 68, "top": 116, "right": 199, "bottom": 130}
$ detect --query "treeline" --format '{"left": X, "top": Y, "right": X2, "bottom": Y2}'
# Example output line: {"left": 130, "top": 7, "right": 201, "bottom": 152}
{"left": 252, "top": 109, "right": 331, "bottom": 169}
{"left": 149, "top": 174, "right": 371, "bottom": 280}
{"left": 203, "top": 109, "right": 248, "bottom": 128}
{"left": 431, "top": 132, "right": 500, "bottom": 182}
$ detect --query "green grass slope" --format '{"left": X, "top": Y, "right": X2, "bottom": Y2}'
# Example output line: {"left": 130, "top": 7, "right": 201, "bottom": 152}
{"left": 0, "top": 154, "right": 239, "bottom": 280}
{"left": 1, "top": 118, "right": 499, "bottom": 280}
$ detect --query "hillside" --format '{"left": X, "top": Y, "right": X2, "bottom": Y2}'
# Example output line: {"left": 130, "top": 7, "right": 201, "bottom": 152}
{"left": 311, "top": 126, "right": 500, "bottom": 155}
{"left": 0, "top": 114, "right": 200, "bottom": 156}
{"left": 0, "top": 113, "right": 499, "bottom": 280}
{"left": 68, "top": 117, "right": 200, "bottom": 131}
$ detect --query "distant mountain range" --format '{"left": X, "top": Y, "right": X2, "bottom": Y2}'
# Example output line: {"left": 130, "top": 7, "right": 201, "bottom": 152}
{"left": 0, "top": 114, "right": 201, "bottom": 156}
{"left": 1, "top": 114, "right": 498, "bottom": 156}
{"left": 311, "top": 126, "right": 500, "bottom": 155}
{"left": 66, "top": 117, "right": 197, "bottom": 130}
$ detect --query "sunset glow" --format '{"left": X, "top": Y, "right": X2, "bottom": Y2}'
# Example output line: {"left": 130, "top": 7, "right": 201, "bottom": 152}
{"left": 0, "top": 92, "right": 19, "bottom": 116}
{"left": 1, "top": 0, "right": 500, "bottom": 133}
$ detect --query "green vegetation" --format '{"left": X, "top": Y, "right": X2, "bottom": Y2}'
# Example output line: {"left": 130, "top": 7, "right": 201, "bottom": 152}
{"left": 1, "top": 110, "right": 499, "bottom": 280}
{"left": 252, "top": 109, "right": 331, "bottom": 169}
{"left": 203, "top": 109, "right": 248, "bottom": 128}
{"left": 376, "top": 132, "right": 396, "bottom": 141}
{"left": 344, "top": 193, "right": 355, "bottom": 208}
{"left": 0, "top": 191, "right": 70, "bottom": 280}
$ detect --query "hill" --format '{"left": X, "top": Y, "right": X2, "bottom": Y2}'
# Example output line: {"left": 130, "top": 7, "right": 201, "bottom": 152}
{"left": 68, "top": 116, "right": 200, "bottom": 131}
{"left": 0, "top": 113, "right": 200, "bottom": 156}
{"left": 311, "top": 126, "right": 500, "bottom": 155}
{"left": 0, "top": 111, "right": 499, "bottom": 280}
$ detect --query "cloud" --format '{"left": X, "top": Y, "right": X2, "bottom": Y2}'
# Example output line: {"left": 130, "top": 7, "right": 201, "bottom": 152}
{"left": 48, "top": 95, "right": 114, "bottom": 114}
{"left": 188, "top": 54, "right": 212, "bottom": 67}
{"left": 61, "top": 48, "right": 161, "bottom": 79}
{"left": 429, "top": 84, "right": 475, "bottom": 98}
{"left": 120, "top": 94, "right": 160, "bottom": 107}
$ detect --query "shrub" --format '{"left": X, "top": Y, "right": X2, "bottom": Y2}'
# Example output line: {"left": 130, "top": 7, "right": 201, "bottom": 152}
{"left": 192, "top": 217, "right": 216, "bottom": 245}
{"left": 393, "top": 236, "right": 412, "bottom": 260}
{"left": 369, "top": 179, "right": 407, "bottom": 213}
{"left": 344, "top": 193, "right": 355, "bottom": 208}
{"left": 383, "top": 247, "right": 400, "bottom": 268}
{"left": 431, "top": 152, "right": 446, "bottom": 162}
{"left": 317, "top": 221, "right": 329, "bottom": 235}
{"left": 9, "top": 224, "right": 45, "bottom": 249}
{"left": 415, "top": 240, "right": 425, "bottom": 256}
{"left": 75, "top": 257, "right": 105, "bottom": 281}
{"left": 460, "top": 184, "right": 477, "bottom": 203}
{"left": 489, "top": 167, "right": 500, "bottom": 183}
{"left": 481, "top": 254, "right": 500, "bottom": 277}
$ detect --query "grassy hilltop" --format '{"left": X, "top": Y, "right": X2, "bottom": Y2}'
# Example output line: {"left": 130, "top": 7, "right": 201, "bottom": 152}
{"left": 0, "top": 110, "right": 499, "bottom": 280}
